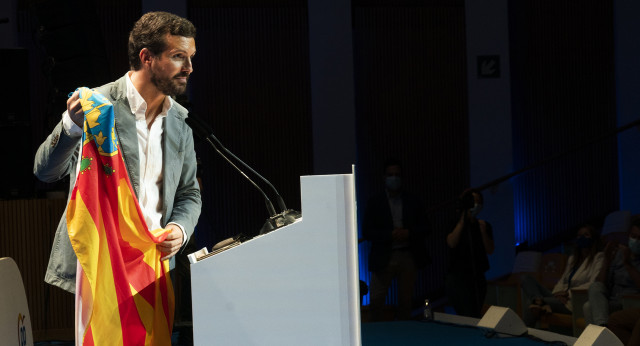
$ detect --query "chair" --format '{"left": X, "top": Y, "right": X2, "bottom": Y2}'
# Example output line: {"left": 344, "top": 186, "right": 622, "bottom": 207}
{"left": 538, "top": 253, "right": 567, "bottom": 291}
{"left": 601, "top": 210, "right": 631, "bottom": 247}
{"left": 486, "top": 251, "right": 542, "bottom": 316}
{"left": 486, "top": 251, "right": 594, "bottom": 337}
{"left": 0, "top": 257, "right": 33, "bottom": 346}
{"left": 540, "top": 288, "right": 588, "bottom": 337}
{"left": 535, "top": 253, "right": 573, "bottom": 333}
{"left": 539, "top": 211, "right": 633, "bottom": 338}
{"left": 538, "top": 253, "right": 588, "bottom": 337}
{"left": 601, "top": 210, "right": 631, "bottom": 238}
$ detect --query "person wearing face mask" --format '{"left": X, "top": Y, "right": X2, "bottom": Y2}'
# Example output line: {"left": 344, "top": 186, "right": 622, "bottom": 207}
{"left": 583, "top": 218, "right": 640, "bottom": 327}
{"left": 362, "top": 159, "right": 430, "bottom": 321}
{"left": 445, "top": 188, "right": 495, "bottom": 318}
{"left": 519, "top": 224, "right": 604, "bottom": 327}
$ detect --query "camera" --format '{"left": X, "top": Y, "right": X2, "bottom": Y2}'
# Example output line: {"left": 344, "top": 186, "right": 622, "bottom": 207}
{"left": 456, "top": 190, "right": 475, "bottom": 211}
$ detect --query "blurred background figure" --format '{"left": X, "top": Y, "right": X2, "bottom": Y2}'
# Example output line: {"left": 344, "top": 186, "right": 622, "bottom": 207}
{"left": 445, "top": 188, "right": 494, "bottom": 318}
{"left": 363, "top": 158, "right": 430, "bottom": 321}
{"left": 520, "top": 224, "right": 603, "bottom": 327}
{"left": 584, "top": 217, "right": 640, "bottom": 326}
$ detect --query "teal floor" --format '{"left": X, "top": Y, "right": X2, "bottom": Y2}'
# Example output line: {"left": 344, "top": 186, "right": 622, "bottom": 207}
{"left": 362, "top": 321, "right": 568, "bottom": 346}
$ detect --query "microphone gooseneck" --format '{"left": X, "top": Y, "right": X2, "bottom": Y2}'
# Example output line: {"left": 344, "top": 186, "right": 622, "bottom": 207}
{"left": 188, "top": 115, "right": 288, "bottom": 212}
{"left": 185, "top": 114, "right": 301, "bottom": 234}
{"left": 186, "top": 116, "right": 277, "bottom": 217}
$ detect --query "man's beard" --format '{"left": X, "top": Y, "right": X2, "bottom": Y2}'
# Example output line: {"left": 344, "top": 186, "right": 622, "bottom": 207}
{"left": 150, "top": 69, "right": 188, "bottom": 96}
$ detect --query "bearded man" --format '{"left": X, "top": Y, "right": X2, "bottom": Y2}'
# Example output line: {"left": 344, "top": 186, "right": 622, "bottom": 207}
{"left": 33, "top": 11, "right": 201, "bottom": 295}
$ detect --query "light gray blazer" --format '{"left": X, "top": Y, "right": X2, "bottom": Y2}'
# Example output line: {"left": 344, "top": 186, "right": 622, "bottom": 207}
{"left": 33, "top": 76, "right": 202, "bottom": 293}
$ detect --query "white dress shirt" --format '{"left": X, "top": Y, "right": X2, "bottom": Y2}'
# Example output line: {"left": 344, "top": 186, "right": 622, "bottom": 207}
{"left": 63, "top": 72, "right": 186, "bottom": 245}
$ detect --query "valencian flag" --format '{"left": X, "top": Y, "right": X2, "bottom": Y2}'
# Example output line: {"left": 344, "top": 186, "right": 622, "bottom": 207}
{"left": 67, "top": 87, "right": 174, "bottom": 345}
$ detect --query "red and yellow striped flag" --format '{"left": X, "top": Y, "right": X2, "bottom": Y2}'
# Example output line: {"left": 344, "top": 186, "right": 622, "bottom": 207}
{"left": 67, "top": 87, "right": 174, "bottom": 345}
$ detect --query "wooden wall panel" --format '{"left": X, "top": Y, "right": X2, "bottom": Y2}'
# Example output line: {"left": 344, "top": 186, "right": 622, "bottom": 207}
{"left": 0, "top": 199, "right": 73, "bottom": 341}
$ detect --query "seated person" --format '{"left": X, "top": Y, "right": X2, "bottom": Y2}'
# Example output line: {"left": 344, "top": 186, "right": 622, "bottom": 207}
{"left": 607, "top": 307, "right": 640, "bottom": 345}
{"left": 584, "top": 218, "right": 640, "bottom": 326}
{"left": 520, "top": 224, "right": 604, "bottom": 327}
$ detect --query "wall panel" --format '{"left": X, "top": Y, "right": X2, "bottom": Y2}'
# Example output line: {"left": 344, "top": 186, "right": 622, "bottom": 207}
{"left": 187, "top": 1, "right": 313, "bottom": 247}
{"left": 353, "top": 0, "right": 468, "bottom": 305}
{"left": 509, "top": 0, "right": 618, "bottom": 248}
{"left": 0, "top": 199, "right": 73, "bottom": 340}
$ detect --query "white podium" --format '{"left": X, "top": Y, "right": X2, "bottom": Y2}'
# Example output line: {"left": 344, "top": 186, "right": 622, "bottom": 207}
{"left": 190, "top": 173, "right": 361, "bottom": 345}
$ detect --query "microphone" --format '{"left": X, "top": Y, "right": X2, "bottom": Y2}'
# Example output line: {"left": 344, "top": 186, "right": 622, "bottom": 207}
{"left": 186, "top": 116, "right": 277, "bottom": 217}
{"left": 185, "top": 114, "right": 301, "bottom": 234}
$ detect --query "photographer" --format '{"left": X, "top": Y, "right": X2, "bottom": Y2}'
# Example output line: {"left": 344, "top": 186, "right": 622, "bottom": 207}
{"left": 445, "top": 188, "right": 494, "bottom": 318}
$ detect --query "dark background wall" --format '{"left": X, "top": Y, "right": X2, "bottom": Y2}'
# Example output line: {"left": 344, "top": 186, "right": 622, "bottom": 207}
{"left": 509, "top": 0, "right": 618, "bottom": 249}
{"left": 353, "top": 0, "right": 469, "bottom": 304}
{"left": 187, "top": 1, "right": 313, "bottom": 247}
{"left": 1, "top": 0, "right": 635, "bottom": 324}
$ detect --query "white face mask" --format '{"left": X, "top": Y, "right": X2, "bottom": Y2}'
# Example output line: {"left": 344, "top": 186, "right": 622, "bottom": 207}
{"left": 385, "top": 176, "right": 402, "bottom": 191}
{"left": 469, "top": 203, "right": 483, "bottom": 217}
{"left": 629, "top": 237, "right": 640, "bottom": 255}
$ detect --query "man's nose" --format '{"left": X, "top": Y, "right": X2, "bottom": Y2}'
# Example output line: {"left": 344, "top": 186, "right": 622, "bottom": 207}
{"left": 183, "top": 57, "right": 193, "bottom": 73}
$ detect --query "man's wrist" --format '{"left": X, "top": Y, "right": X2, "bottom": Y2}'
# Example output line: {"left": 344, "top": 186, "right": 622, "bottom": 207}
{"left": 62, "top": 110, "right": 83, "bottom": 137}
{"left": 167, "top": 222, "right": 188, "bottom": 247}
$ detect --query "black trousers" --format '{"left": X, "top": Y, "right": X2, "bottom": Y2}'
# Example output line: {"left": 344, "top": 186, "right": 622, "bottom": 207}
{"left": 445, "top": 271, "right": 486, "bottom": 318}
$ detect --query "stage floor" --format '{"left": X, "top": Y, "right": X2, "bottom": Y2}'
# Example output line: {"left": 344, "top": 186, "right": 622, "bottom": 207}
{"left": 35, "top": 320, "right": 572, "bottom": 345}
{"left": 362, "top": 321, "right": 567, "bottom": 346}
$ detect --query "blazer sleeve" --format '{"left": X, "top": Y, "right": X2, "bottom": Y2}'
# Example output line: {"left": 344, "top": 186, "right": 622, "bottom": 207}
{"left": 34, "top": 119, "right": 81, "bottom": 183}
{"left": 165, "top": 123, "right": 201, "bottom": 240}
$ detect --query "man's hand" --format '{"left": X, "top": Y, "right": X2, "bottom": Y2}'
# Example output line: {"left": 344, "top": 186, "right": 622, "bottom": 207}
{"left": 158, "top": 224, "right": 184, "bottom": 261}
{"left": 67, "top": 90, "right": 84, "bottom": 128}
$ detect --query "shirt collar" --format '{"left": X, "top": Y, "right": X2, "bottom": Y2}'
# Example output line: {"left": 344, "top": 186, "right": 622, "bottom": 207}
{"left": 125, "top": 72, "right": 173, "bottom": 121}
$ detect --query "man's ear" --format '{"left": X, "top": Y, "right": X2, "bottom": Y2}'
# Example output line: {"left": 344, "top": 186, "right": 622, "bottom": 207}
{"left": 139, "top": 48, "right": 154, "bottom": 68}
